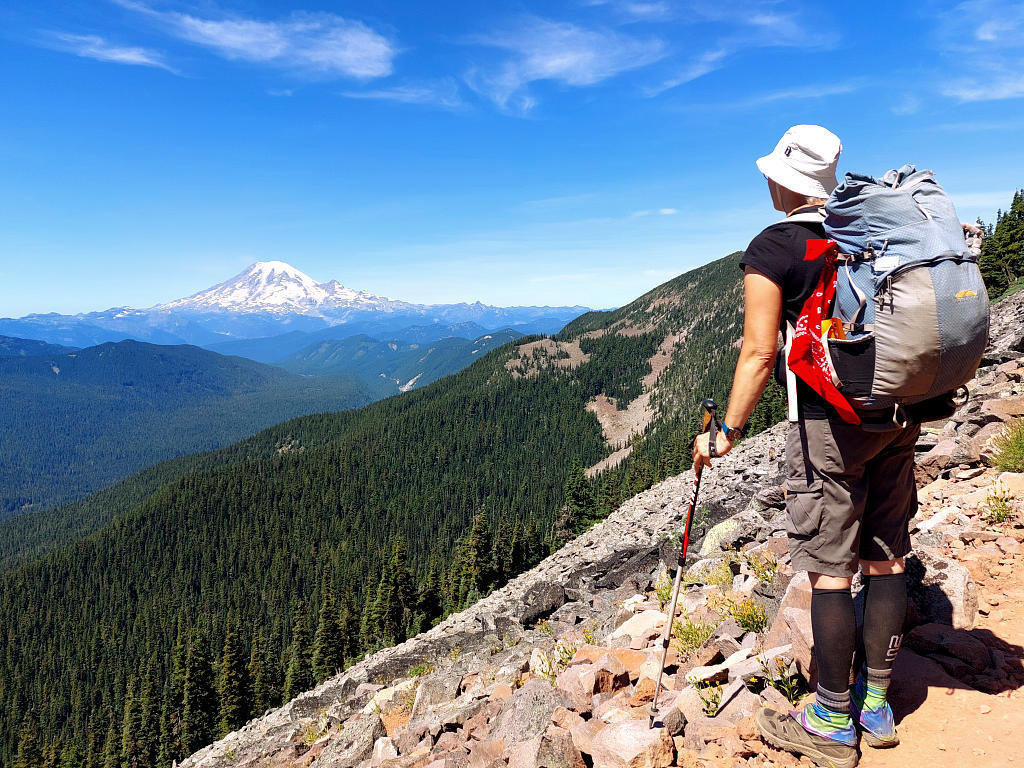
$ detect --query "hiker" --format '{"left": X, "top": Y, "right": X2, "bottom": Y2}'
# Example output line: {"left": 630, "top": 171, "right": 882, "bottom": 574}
{"left": 692, "top": 125, "right": 912, "bottom": 768}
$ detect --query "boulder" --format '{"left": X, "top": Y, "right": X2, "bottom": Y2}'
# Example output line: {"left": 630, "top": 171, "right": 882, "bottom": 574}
{"left": 569, "top": 646, "right": 648, "bottom": 680}
{"left": 316, "top": 715, "right": 386, "bottom": 768}
{"left": 587, "top": 720, "right": 675, "bottom": 768}
{"left": 569, "top": 719, "right": 606, "bottom": 755}
{"left": 607, "top": 610, "right": 666, "bottom": 648}
{"left": 490, "top": 678, "right": 573, "bottom": 745}
{"left": 506, "top": 726, "right": 584, "bottom": 768}
{"left": 468, "top": 739, "right": 506, "bottom": 768}
{"left": 371, "top": 737, "right": 399, "bottom": 766}
{"left": 411, "top": 675, "right": 462, "bottom": 721}
{"left": 697, "top": 509, "right": 771, "bottom": 557}
{"left": 522, "top": 582, "right": 567, "bottom": 627}
{"left": 551, "top": 706, "right": 585, "bottom": 732}
{"left": 905, "top": 548, "right": 978, "bottom": 629}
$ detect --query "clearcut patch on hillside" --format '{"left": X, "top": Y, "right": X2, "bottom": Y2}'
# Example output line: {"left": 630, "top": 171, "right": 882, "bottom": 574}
{"left": 504, "top": 339, "right": 590, "bottom": 378}
{"left": 586, "top": 332, "right": 679, "bottom": 476}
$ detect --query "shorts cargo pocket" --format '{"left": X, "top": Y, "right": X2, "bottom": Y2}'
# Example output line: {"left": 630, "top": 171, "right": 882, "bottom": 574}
{"left": 784, "top": 477, "right": 824, "bottom": 538}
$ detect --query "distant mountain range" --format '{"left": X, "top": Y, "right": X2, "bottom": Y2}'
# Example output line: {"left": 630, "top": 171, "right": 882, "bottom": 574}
{"left": 0, "top": 261, "right": 590, "bottom": 350}
{"left": 277, "top": 329, "right": 523, "bottom": 391}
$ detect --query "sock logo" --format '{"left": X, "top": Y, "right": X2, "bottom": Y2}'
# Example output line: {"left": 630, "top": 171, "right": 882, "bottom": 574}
{"left": 885, "top": 634, "right": 902, "bottom": 663}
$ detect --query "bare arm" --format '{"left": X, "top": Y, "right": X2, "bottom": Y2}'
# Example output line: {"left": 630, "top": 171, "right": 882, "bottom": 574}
{"left": 693, "top": 268, "right": 783, "bottom": 470}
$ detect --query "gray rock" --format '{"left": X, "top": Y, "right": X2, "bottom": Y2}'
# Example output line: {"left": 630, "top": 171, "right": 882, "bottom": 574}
{"left": 905, "top": 548, "right": 978, "bottom": 630}
{"left": 521, "top": 581, "right": 567, "bottom": 627}
{"left": 490, "top": 678, "right": 573, "bottom": 745}
{"left": 316, "top": 715, "right": 386, "bottom": 768}
{"left": 410, "top": 674, "right": 461, "bottom": 721}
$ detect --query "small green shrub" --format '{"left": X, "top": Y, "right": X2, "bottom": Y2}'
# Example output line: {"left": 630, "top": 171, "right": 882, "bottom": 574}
{"left": 536, "top": 619, "right": 553, "bottom": 635}
{"left": 757, "top": 655, "right": 802, "bottom": 706}
{"left": 742, "top": 551, "right": 779, "bottom": 584}
{"left": 672, "top": 615, "right": 719, "bottom": 657}
{"left": 985, "top": 487, "right": 1015, "bottom": 524}
{"left": 694, "top": 680, "right": 723, "bottom": 716}
{"left": 994, "top": 419, "right": 1024, "bottom": 473}
{"left": 654, "top": 572, "right": 674, "bottom": 609}
{"left": 407, "top": 661, "right": 435, "bottom": 677}
{"left": 533, "top": 638, "right": 579, "bottom": 684}
{"left": 730, "top": 598, "right": 769, "bottom": 634}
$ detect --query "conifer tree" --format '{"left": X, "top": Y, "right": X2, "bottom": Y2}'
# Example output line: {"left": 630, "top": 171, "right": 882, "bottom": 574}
{"left": 369, "top": 536, "right": 413, "bottom": 645}
{"left": 102, "top": 719, "right": 120, "bottom": 768}
{"left": 181, "top": 626, "right": 217, "bottom": 753}
{"left": 312, "top": 590, "right": 345, "bottom": 683}
{"left": 415, "top": 564, "right": 442, "bottom": 631}
{"left": 465, "top": 512, "right": 492, "bottom": 593}
{"left": 138, "top": 656, "right": 161, "bottom": 768}
{"left": 247, "top": 631, "right": 273, "bottom": 716}
{"left": 491, "top": 520, "right": 513, "bottom": 584}
{"left": 979, "top": 189, "right": 1024, "bottom": 298}
{"left": 157, "top": 632, "right": 187, "bottom": 767}
{"left": 85, "top": 717, "right": 103, "bottom": 768}
{"left": 14, "top": 715, "right": 42, "bottom": 768}
{"left": 120, "top": 676, "right": 144, "bottom": 768}
{"left": 60, "top": 741, "right": 84, "bottom": 768}
{"left": 43, "top": 740, "right": 61, "bottom": 768}
{"left": 217, "top": 625, "right": 252, "bottom": 737}
{"left": 282, "top": 611, "right": 313, "bottom": 702}
{"left": 338, "top": 588, "right": 361, "bottom": 666}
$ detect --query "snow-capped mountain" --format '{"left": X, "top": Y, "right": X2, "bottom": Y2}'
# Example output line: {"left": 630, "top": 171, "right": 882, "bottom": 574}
{"left": 0, "top": 261, "right": 593, "bottom": 350}
{"left": 156, "top": 261, "right": 413, "bottom": 316}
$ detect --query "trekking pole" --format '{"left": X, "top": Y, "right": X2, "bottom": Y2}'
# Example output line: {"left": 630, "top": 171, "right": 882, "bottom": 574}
{"left": 649, "top": 398, "right": 719, "bottom": 728}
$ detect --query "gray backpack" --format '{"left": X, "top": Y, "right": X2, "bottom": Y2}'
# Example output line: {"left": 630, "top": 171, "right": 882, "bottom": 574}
{"left": 820, "top": 165, "right": 989, "bottom": 421}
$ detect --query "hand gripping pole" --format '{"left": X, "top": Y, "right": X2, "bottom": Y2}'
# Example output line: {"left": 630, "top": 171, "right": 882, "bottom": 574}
{"left": 648, "top": 399, "right": 719, "bottom": 728}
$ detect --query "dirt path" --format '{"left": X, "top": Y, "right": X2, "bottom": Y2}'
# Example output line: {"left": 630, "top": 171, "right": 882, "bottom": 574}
{"left": 859, "top": 555, "right": 1024, "bottom": 767}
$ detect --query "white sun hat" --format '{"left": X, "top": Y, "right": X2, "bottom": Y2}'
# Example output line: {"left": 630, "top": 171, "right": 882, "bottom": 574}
{"left": 756, "top": 124, "right": 842, "bottom": 199}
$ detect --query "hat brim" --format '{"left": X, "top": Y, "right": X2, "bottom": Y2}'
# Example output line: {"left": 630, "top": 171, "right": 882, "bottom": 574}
{"left": 756, "top": 153, "right": 836, "bottom": 199}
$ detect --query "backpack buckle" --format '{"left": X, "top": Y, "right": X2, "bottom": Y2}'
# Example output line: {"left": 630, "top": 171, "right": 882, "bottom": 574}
{"left": 893, "top": 403, "right": 910, "bottom": 429}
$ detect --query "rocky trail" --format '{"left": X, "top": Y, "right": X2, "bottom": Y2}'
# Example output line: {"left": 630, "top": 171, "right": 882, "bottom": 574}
{"left": 180, "top": 292, "right": 1024, "bottom": 768}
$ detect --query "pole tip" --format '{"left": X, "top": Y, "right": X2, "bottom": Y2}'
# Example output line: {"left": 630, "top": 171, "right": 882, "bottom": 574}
{"left": 701, "top": 398, "right": 717, "bottom": 414}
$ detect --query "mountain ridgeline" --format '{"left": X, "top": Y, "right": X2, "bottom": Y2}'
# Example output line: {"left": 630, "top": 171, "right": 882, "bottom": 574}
{"left": 0, "top": 341, "right": 380, "bottom": 515}
{"left": 0, "top": 252, "right": 785, "bottom": 767}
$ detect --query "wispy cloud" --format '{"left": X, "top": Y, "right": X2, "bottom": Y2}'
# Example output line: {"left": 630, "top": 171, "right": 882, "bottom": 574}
{"left": 944, "top": 71, "right": 1024, "bottom": 102}
{"left": 465, "top": 16, "right": 665, "bottom": 113}
{"left": 891, "top": 94, "right": 921, "bottom": 115}
{"left": 740, "top": 81, "right": 862, "bottom": 106}
{"left": 580, "top": 0, "right": 674, "bottom": 21}
{"left": 43, "top": 32, "right": 176, "bottom": 72}
{"left": 631, "top": 207, "right": 679, "bottom": 217}
{"left": 677, "top": 80, "right": 862, "bottom": 112}
{"left": 646, "top": 48, "right": 727, "bottom": 95}
{"left": 934, "top": 0, "right": 1024, "bottom": 102}
{"left": 649, "top": 3, "right": 837, "bottom": 95}
{"left": 342, "top": 79, "right": 465, "bottom": 110}
{"left": 114, "top": 0, "right": 396, "bottom": 79}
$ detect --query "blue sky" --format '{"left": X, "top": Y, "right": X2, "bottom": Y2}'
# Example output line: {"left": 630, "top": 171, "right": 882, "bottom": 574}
{"left": 1, "top": 0, "right": 1022, "bottom": 316}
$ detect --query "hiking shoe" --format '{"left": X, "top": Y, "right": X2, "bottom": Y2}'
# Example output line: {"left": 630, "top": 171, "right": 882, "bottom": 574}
{"left": 755, "top": 707, "right": 859, "bottom": 768}
{"left": 851, "top": 675, "right": 899, "bottom": 748}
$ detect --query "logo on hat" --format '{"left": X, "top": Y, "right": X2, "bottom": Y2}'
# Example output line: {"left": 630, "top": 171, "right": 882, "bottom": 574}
{"left": 785, "top": 146, "right": 793, "bottom": 157}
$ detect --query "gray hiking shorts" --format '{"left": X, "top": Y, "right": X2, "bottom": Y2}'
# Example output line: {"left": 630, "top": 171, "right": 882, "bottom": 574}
{"left": 785, "top": 418, "right": 921, "bottom": 577}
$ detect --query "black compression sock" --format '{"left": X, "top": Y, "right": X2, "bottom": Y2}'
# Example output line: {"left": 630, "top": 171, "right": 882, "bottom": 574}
{"left": 862, "top": 572, "right": 906, "bottom": 672}
{"left": 811, "top": 587, "right": 857, "bottom": 695}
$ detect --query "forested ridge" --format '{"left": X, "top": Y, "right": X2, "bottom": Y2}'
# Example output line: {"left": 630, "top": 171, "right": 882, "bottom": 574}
{"left": 0, "top": 252, "right": 787, "bottom": 768}
{"left": 0, "top": 341, "right": 381, "bottom": 516}
{"left": 978, "top": 188, "right": 1024, "bottom": 301}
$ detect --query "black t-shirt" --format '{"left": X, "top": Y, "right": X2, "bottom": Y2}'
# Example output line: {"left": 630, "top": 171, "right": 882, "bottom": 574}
{"left": 739, "top": 209, "right": 833, "bottom": 419}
